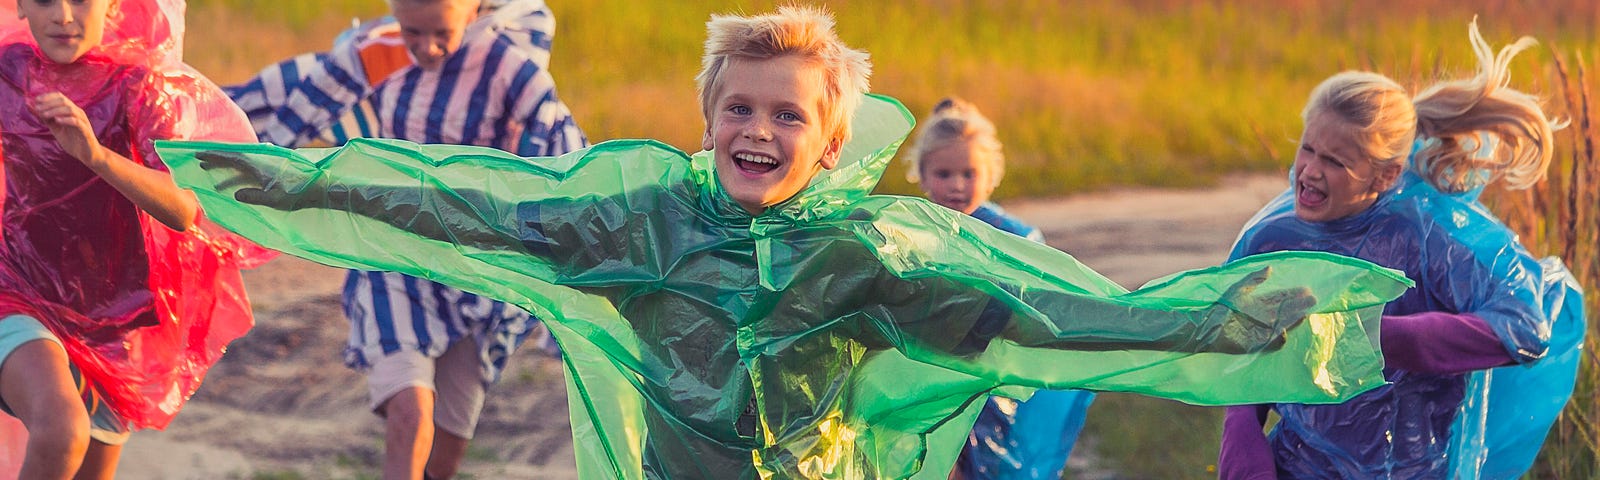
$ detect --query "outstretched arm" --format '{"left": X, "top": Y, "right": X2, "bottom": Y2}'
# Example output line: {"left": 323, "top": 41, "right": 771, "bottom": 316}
{"left": 194, "top": 149, "right": 530, "bottom": 252}
{"left": 872, "top": 266, "right": 1313, "bottom": 357}
{"left": 829, "top": 198, "right": 1408, "bottom": 404}
{"left": 156, "top": 137, "right": 700, "bottom": 288}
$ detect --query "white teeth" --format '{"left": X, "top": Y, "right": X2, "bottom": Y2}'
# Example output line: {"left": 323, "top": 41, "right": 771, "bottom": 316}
{"left": 735, "top": 153, "right": 777, "bottom": 165}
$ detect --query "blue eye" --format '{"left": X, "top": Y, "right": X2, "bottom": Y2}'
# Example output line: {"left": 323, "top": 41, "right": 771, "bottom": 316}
{"left": 778, "top": 112, "right": 801, "bottom": 123}
{"left": 729, "top": 105, "right": 752, "bottom": 115}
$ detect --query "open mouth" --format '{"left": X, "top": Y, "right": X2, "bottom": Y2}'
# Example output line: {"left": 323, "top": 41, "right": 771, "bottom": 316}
{"left": 734, "top": 152, "right": 780, "bottom": 174}
{"left": 1296, "top": 181, "right": 1327, "bottom": 208}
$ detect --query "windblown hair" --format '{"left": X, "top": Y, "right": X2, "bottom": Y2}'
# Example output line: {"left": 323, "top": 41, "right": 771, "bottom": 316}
{"left": 1303, "top": 19, "right": 1557, "bottom": 192}
{"left": 905, "top": 97, "right": 1005, "bottom": 187}
{"left": 695, "top": 5, "right": 872, "bottom": 143}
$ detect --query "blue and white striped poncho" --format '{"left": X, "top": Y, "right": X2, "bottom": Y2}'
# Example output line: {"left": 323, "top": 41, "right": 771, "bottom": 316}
{"left": 226, "top": 0, "right": 584, "bottom": 383}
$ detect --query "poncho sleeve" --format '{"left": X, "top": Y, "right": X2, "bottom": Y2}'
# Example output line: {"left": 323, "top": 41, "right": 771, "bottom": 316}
{"left": 823, "top": 199, "right": 1407, "bottom": 405}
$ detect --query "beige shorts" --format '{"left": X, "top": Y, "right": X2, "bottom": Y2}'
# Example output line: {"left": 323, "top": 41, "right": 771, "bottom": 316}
{"left": 366, "top": 338, "right": 489, "bottom": 439}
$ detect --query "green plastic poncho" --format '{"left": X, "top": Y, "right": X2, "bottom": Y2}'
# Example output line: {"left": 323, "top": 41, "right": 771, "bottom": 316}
{"left": 156, "top": 95, "right": 1409, "bottom": 479}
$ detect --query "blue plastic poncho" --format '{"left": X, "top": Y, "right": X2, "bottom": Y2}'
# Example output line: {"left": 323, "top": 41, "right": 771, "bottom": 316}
{"left": 1230, "top": 172, "right": 1585, "bottom": 479}
{"left": 155, "top": 95, "right": 1411, "bottom": 479}
{"left": 958, "top": 203, "right": 1094, "bottom": 480}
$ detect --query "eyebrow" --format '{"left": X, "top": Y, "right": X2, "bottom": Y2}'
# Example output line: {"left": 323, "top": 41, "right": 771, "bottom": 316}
{"left": 721, "top": 92, "right": 807, "bottom": 111}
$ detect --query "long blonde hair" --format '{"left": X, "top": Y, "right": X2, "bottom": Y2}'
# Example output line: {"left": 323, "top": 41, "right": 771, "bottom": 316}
{"left": 1303, "top": 19, "right": 1557, "bottom": 193}
{"left": 905, "top": 97, "right": 1005, "bottom": 187}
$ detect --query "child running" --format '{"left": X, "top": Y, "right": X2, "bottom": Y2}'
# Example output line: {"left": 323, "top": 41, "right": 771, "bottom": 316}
{"left": 160, "top": 6, "right": 1410, "bottom": 478}
{"left": 905, "top": 97, "right": 1095, "bottom": 480}
{"left": 0, "top": 0, "right": 267, "bottom": 478}
{"left": 224, "top": 0, "right": 583, "bottom": 478}
{"left": 1218, "top": 19, "right": 1584, "bottom": 480}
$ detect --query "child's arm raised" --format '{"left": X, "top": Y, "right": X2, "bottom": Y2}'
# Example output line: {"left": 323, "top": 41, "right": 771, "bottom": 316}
{"left": 32, "top": 92, "right": 197, "bottom": 231}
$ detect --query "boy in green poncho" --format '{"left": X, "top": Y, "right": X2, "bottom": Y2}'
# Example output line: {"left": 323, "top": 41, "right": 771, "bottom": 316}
{"left": 157, "top": 6, "right": 1410, "bottom": 479}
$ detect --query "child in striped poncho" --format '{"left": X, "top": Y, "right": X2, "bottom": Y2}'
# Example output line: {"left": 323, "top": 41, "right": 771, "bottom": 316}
{"left": 225, "top": 1, "right": 584, "bottom": 478}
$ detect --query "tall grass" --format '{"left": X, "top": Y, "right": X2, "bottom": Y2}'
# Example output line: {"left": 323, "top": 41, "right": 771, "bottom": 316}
{"left": 1483, "top": 48, "right": 1600, "bottom": 479}
{"left": 184, "top": 0, "right": 1600, "bottom": 199}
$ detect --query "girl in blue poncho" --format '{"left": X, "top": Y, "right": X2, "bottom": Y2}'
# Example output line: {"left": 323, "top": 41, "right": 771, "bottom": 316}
{"left": 1218, "top": 20, "right": 1583, "bottom": 480}
{"left": 906, "top": 97, "right": 1096, "bottom": 480}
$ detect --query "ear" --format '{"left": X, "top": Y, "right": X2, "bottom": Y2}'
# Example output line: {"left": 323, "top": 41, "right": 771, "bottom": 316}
{"left": 1372, "top": 163, "right": 1403, "bottom": 192}
{"left": 701, "top": 128, "right": 715, "bottom": 152}
{"left": 818, "top": 137, "right": 843, "bottom": 170}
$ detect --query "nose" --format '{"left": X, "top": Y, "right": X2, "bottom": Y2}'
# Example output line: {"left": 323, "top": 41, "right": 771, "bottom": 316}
{"left": 1293, "top": 158, "right": 1321, "bottom": 182}
{"left": 52, "top": 1, "right": 75, "bottom": 24}
{"left": 742, "top": 121, "right": 772, "bottom": 142}
{"left": 950, "top": 176, "right": 970, "bottom": 192}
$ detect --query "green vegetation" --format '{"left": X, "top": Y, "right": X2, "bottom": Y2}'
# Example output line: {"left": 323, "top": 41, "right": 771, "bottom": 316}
{"left": 1482, "top": 50, "right": 1600, "bottom": 479}
{"left": 187, "top": 0, "right": 1599, "bottom": 199}
{"left": 181, "top": 1, "right": 1600, "bottom": 477}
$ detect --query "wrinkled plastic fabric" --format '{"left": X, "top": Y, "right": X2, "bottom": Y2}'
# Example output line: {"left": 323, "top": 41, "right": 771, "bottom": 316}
{"left": 158, "top": 94, "right": 1410, "bottom": 479}
{"left": 0, "top": 0, "right": 270, "bottom": 438}
{"left": 959, "top": 204, "right": 1093, "bottom": 480}
{"left": 1231, "top": 172, "right": 1583, "bottom": 479}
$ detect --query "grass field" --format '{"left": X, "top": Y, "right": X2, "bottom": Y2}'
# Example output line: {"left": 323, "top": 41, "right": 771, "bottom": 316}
{"left": 181, "top": 1, "right": 1600, "bottom": 478}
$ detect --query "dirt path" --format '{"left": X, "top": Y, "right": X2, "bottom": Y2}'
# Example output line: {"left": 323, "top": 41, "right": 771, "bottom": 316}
{"left": 112, "top": 174, "right": 1289, "bottom": 479}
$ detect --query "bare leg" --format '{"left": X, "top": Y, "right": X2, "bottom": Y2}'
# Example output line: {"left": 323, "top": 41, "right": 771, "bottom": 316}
{"left": 424, "top": 429, "right": 469, "bottom": 479}
{"left": 72, "top": 441, "right": 122, "bottom": 480}
{"left": 1, "top": 340, "right": 89, "bottom": 480}
{"left": 381, "top": 387, "right": 434, "bottom": 480}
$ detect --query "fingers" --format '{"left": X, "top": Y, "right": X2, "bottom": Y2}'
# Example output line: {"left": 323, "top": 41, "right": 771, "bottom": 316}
{"left": 195, "top": 151, "right": 254, "bottom": 171}
{"left": 1256, "top": 287, "right": 1316, "bottom": 316}
{"left": 197, "top": 151, "right": 271, "bottom": 190}
{"left": 1224, "top": 267, "right": 1271, "bottom": 297}
{"left": 234, "top": 187, "right": 273, "bottom": 205}
{"left": 1282, "top": 287, "right": 1316, "bottom": 315}
{"left": 27, "top": 93, "right": 82, "bottom": 125}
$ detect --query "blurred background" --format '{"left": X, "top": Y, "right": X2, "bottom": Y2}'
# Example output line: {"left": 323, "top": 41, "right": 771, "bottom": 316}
{"left": 184, "top": 1, "right": 1598, "bottom": 478}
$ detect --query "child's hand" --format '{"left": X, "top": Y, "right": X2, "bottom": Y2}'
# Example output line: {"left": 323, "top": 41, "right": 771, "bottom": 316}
{"left": 1205, "top": 267, "right": 1317, "bottom": 354}
{"left": 29, "top": 92, "right": 105, "bottom": 169}
{"left": 195, "top": 151, "right": 319, "bottom": 210}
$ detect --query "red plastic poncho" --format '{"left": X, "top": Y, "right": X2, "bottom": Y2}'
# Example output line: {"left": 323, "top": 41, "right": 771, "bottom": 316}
{"left": 0, "top": 0, "right": 271, "bottom": 433}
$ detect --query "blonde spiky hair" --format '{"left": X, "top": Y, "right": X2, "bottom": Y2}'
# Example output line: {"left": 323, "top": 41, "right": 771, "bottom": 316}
{"left": 695, "top": 5, "right": 872, "bottom": 143}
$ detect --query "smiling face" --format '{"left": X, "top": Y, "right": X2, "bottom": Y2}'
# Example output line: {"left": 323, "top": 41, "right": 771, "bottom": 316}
{"left": 702, "top": 55, "right": 842, "bottom": 215}
{"left": 918, "top": 139, "right": 997, "bottom": 214}
{"left": 390, "top": 0, "right": 478, "bottom": 71}
{"left": 1292, "top": 111, "right": 1401, "bottom": 222}
{"left": 17, "top": 0, "right": 113, "bottom": 64}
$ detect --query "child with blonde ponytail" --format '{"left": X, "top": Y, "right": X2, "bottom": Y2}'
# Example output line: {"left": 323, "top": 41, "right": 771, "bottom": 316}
{"left": 1220, "top": 19, "right": 1582, "bottom": 480}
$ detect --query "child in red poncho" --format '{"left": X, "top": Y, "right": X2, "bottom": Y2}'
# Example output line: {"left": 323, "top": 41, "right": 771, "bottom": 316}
{"left": 0, "top": 0, "right": 269, "bottom": 477}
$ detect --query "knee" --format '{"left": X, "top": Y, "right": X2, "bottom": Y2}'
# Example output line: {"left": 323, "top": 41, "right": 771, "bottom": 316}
{"left": 27, "top": 407, "right": 90, "bottom": 459}
{"left": 381, "top": 387, "right": 433, "bottom": 429}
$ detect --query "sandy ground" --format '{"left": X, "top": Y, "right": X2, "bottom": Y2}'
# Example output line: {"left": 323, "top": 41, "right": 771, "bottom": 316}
{"left": 94, "top": 174, "right": 1290, "bottom": 479}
